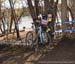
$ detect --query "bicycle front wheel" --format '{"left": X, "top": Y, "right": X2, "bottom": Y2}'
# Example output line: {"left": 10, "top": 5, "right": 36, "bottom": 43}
{"left": 41, "top": 32, "right": 52, "bottom": 45}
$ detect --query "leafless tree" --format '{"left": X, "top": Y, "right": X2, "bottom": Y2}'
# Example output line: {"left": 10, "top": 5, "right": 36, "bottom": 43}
{"left": 0, "top": 0, "right": 6, "bottom": 34}
{"left": 34, "top": 0, "right": 39, "bottom": 17}
{"left": 9, "top": 0, "right": 20, "bottom": 39}
{"left": 27, "top": 0, "right": 37, "bottom": 21}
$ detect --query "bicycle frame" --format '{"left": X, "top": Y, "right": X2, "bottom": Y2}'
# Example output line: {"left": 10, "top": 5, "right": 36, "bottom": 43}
{"left": 37, "top": 18, "right": 46, "bottom": 44}
{"left": 37, "top": 25, "right": 44, "bottom": 44}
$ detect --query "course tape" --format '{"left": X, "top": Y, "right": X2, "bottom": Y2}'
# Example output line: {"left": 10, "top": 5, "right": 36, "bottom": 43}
{"left": 55, "top": 29, "right": 75, "bottom": 33}
{"left": 56, "top": 20, "right": 75, "bottom": 25}
{"left": 55, "top": 20, "right": 75, "bottom": 32}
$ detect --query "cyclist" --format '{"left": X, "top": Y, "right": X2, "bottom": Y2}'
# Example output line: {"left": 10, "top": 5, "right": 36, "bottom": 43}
{"left": 37, "top": 14, "right": 48, "bottom": 32}
{"left": 47, "top": 13, "right": 54, "bottom": 39}
{"left": 37, "top": 13, "right": 54, "bottom": 37}
{"left": 36, "top": 14, "right": 48, "bottom": 44}
{"left": 41, "top": 15, "right": 48, "bottom": 31}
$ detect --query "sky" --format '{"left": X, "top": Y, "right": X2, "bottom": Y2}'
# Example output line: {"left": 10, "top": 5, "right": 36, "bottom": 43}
{"left": 1, "top": 0, "right": 61, "bottom": 9}
{"left": 2, "top": 0, "right": 28, "bottom": 9}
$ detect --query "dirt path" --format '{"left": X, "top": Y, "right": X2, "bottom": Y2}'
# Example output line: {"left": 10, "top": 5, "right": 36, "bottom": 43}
{"left": 37, "top": 38, "right": 75, "bottom": 64}
{"left": 0, "top": 44, "right": 53, "bottom": 64}
{"left": 0, "top": 46, "right": 34, "bottom": 64}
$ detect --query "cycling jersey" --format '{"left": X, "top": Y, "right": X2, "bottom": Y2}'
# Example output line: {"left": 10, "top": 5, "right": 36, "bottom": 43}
{"left": 41, "top": 19, "right": 48, "bottom": 25}
{"left": 47, "top": 17, "right": 52, "bottom": 22}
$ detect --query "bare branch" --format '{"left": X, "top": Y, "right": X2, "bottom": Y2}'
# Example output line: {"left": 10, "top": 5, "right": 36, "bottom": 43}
{"left": 55, "top": 0, "right": 59, "bottom": 5}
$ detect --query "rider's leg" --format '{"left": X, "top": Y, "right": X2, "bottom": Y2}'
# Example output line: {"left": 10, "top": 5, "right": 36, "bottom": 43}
{"left": 47, "top": 22, "right": 54, "bottom": 41}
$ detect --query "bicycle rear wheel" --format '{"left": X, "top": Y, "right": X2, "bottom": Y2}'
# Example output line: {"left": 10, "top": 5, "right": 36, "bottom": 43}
{"left": 25, "top": 31, "right": 33, "bottom": 47}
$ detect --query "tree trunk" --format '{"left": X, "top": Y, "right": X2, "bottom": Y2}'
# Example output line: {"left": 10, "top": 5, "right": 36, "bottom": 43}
{"left": 61, "top": 0, "right": 67, "bottom": 37}
{"left": 0, "top": 23, "right": 4, "bottom": 34}
{"left": 61, "top": 0, "right": 67, "bottom": 30}
{"left": 61, "top": 0, "right": 67, "bottom": 22}
{"left": 70, "top": 0, "right": 75, "bottom": 37}
{"left": 2, "top": 19, "right": 6, "bottom": 33}
{"left": 27, "top": 0, "right": 37, "bottom": 21}
{"left": 44, "top": 0, "right": 50, "bottom": 14}
{"left": 71, "top": 0, "right": 75, "bottom": 19}
{"left": 34, "top": 0, "right": 39, "bottom": 17}
{"left": 0, "top": 0, "right": 2, "bottom": 33}
{"left": 0, "top": 0, "right": 5, "bottom": 34}
{"left": 9, "top": 11, "right": 13, "bottom": 32}
{"left": 9, "top": 0, "right": 20, "bottom": 39}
